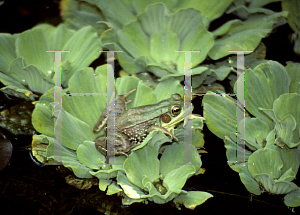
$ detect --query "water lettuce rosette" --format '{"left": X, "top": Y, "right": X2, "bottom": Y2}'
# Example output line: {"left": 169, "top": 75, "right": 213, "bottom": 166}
{"left": 31, "top": 64, "right": 206, "bottom": 202}
{"left": 0, "top": 23, "right": 101, "bottom": 100}
{"left": 282, "top": 0, "right": 300, "bottom": 55}
{"left": 60, "top": 0, "right": 287, "bottom": 93}
{"left": 117, "top": 143, "right": 212, "bottom": 209}
{"left": 202, "top": 60, "right": 300, "bottom": 207}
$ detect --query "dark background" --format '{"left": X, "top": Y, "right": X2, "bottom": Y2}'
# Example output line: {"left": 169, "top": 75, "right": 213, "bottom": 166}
{"left": 0, "top": 0, "right": 299, "bottom": 214}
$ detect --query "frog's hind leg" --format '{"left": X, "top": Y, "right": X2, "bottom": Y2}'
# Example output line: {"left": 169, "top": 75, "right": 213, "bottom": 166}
{"left": 125, "top": 142, "right": 141, "bottom": 153}
{"left": 95, "top": 136, "right": 108, "bottom": 155}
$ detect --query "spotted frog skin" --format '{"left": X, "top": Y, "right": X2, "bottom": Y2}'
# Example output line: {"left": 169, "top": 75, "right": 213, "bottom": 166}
{"left": 93, "top": 89, "right": 185, "bottom": 157}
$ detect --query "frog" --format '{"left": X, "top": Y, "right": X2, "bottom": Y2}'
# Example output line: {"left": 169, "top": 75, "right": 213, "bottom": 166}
{"left": 93, "top": 88, "right": 186, "bottom": 157}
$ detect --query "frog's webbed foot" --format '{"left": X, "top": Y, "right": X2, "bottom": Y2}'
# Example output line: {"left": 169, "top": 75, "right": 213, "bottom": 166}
{"left": 183, "top": 114, "right": 202, "bottom": 127}
{"left": 117, "top": 88, "right": 136, "bottom": 107}
{"left": 147, "top": 125, "right": 178, "bottom": 142}
{"left": 121, "top": 88, "right": 136, "bottom": 98}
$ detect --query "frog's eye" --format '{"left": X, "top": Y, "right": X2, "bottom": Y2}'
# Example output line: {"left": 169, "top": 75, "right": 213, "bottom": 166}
{"left": 171, "top": 105, "right": 181, "bottom": 116}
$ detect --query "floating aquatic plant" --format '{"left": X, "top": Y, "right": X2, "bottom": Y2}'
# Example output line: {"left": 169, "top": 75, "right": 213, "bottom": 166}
{"left": 117, "top": 143, "right": 212, "bottom": 209}
{"left": 282, "top": 0, "right": 300, "bottom": 55}
{"left": 31, "top": 64, "right": 206, "bottom": 208}
{"left": 60, "top": 0, "right": 287, "bottom": 93}
{"left": 202, "top": 60, "right": 300, "bottom": 207}
{"left": 0, "top": 23, "right": 101, "bottom": 100}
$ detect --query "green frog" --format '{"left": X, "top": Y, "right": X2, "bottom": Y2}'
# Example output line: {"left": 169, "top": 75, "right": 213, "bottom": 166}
{"left": 93, "top": 89, "right": 187, "bottom": 156}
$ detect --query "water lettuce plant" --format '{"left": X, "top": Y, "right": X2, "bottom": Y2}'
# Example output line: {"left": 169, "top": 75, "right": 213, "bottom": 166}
{"left": 282, "top": 0, "right": 300, "bottom": 55}
{"left": 31, "top": 64, "right": 207, "bottom": 209}
{"left": 0, "top": 23, "right": 101, "bottom": 100}
{"left": 60, "top": 0, "right": 106, "bottom": 36}
{"left": 227, "top": 0, "right": 287, "bottom": 19}
{"left": 202, "top": 60, "right": 300, "bottom": 207}
{"left": 118, "top": 143, "right": 212, "bottom": 208}
{"left": 60, "top": 0, "right": 287, "bottom": 93}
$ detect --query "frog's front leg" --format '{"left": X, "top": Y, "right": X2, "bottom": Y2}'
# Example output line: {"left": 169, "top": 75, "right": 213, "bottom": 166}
{"left": 147, "top": 125, "right": 178, "bottom": 141}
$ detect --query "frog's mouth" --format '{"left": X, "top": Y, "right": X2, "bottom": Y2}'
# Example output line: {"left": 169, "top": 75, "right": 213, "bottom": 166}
{"left": 162, "top": 103, "right": 196, "bottom": 131}
{"left": 161, "top": 110, "right": 185, "bottom": 132}
{"left": 162, "top": 117, "right": 184, "bottom": 132}
{"left": 162, "top": 104, "right": 201, "bottom": 132}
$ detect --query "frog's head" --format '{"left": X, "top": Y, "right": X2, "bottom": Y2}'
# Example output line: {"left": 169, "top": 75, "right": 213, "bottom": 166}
{"left": 160, "top": 94, "right": 193, "bottom": 132}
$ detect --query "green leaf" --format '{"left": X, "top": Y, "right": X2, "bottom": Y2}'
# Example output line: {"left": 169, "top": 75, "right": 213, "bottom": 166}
{"left": 154, "top": 78, "right": 183, "bottom": 101}
{"left": 255, "top": 174, "right": 298, "bottom": 194}
{"left": 173, "top": 191, "right": 213, "bottom": 210}
{"left": 118, "top": 21, "right": 152, "bottom": 60}
{"left": 99, "top": 179, "right": 111, "bottom": 191}
{"left": 209, "top": 12, "right": 288, "bottom": 60}
{"left": 56, "top": 109, "right": 95, "bottom": 150}
{"left": 59, "top": 145, "right": 93, "bottom": 178}
{"left": 60, "top": 26, "right": 102, "bottom": 85}
{"left": 248, "top": 148, "right": 283, "bottom": 179}
{"left": 282, "top": 0, "right": 300, "bottom": 33}
{"left": 0, "top": 84, "right": 37, "bottom": 101}
{"left": 227, "top": 5, "right": 275, "bottom": 19}
{"left": 284, "top": 189, "right": 300, "bottom": 207}
{"left": 95, "top": 0, "right": 137, "bottom": 30}
{"left": 115, "top": 76, "right": 139, "bottom": 96}
{"left": 63, "top": 67, "right": 106, "bottom": 127}
{"left": 132, "top": 82, "right": 157, "bottom": 107}
{"left": 239, "top": 166, "right": 261, "bottom": 195}
{"left": 16, "top": 27, "right": 53, "bottom": 74}
{"left": 163, "top": 164, "right": 196, "bottom": 191}
{"left": 239, "top": 61, "right": 290, "bottom": 129}
{"left": 248, "top": 0, "right": 282, "bottom": 9}
{"left": 8, "top": 58, "right": 54, "bottom": 94}
{"left": 124, "top": 145, "right": 159, "bottom": 188}
{"left": 285, "top": 62, "right": 300, "bottom": 94}
{"left": 117, "top": 171, "right": 146, "bottom": 199}
{"left": 275, "top": 146, "right": 300, "bottom": 176}
{"left": 32, "top": 87, "right": 59, "bottom": 136}
{"left": 212, "top": 19, "right": 242, "bottom": 37}
{"left": 176, "top": 25, "right": 214, "bottom": 71}
{"left": 160, "top": 142, "right": 201, "bottom": 179}
{"left": 77, "top": 141, "right": 105, "bottom": 170}
{"left": 241, "top": 117, "right": 269, "bottom": 150}
{"left": 107, "top": 182, "right": 122, "bottom": 195}
{"left": 150, "top": 31, "right": 179, "bottom": 65}
{"left": 173, "top": 0, "right": 234, "bottom": 25}
{"left": 203, "top": 91, "right": 237, "bottom": 140}
{"left": 0, "top": 33, "right": 18, "bottom": 73}
{"left": 1, "top": 24, "right": 102, "bottom": 100}
{"left": 61, "top": 0, "right": 106, "bottom": 35}
{"left": 271, "top": 93, "right": 300, "bottom": 147}
{"left": 224, "top": 136, "right": 252, "bottom": 173}
{"left": 174, "top": 117, "right": 205, "bottom": 148}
